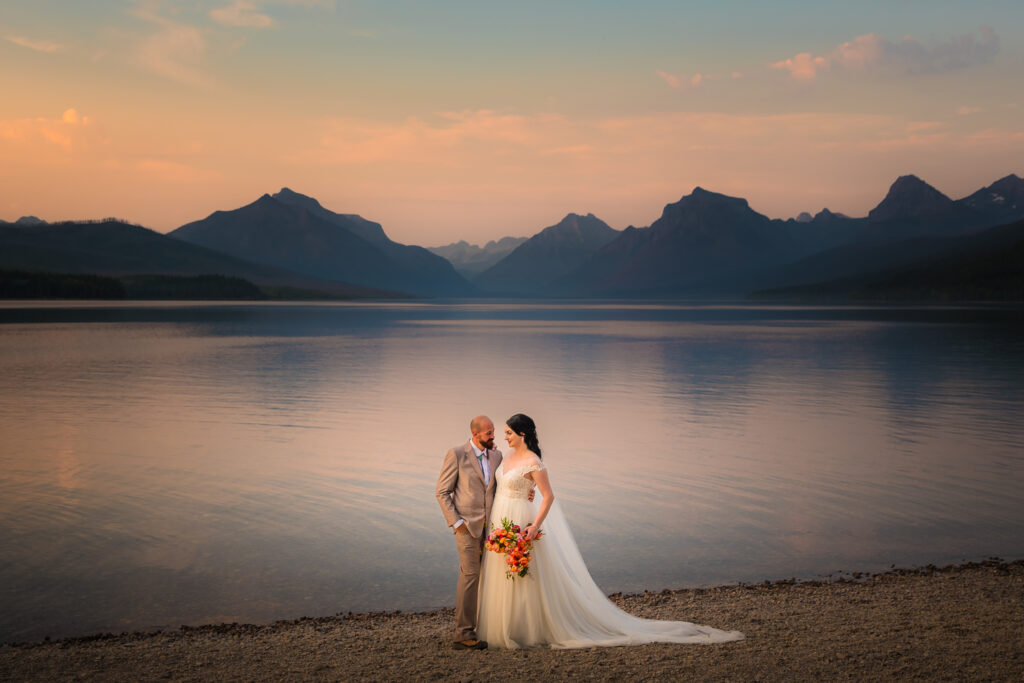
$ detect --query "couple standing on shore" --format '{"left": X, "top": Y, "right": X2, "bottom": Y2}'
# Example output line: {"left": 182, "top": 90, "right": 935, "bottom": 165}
{"left": 435, "top": 413, "right": 744, "bottom": 650}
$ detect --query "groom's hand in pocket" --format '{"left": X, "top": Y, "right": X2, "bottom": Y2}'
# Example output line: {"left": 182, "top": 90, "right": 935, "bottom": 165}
{"left": 454, "top": 524, "right": 468, "bottom": 534}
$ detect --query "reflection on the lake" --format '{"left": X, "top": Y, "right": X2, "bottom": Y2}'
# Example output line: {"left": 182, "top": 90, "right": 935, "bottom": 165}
{"left": 0, "top": 301, "right": 1022, "bottom": 643}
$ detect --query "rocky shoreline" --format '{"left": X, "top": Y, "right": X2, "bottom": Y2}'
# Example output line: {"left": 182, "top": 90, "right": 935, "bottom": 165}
{"left": 2, "top": 559, "right": 1022, "bottom": 681}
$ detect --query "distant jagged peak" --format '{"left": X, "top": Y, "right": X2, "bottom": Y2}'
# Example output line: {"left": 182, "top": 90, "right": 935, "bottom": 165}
{"left": 484, "top": 235, "right": 528, "bottom": 249}
{"left": 868, "top": 174, "right": 953, "bottom": 222}
{"left": 812, "top": 208, "right": 849, "bottom": 221}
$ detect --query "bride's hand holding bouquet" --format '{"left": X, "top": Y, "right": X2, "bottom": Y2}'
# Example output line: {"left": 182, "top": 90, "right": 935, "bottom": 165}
{"left": 486, "top": 517, "right": 542, "bottom": 579}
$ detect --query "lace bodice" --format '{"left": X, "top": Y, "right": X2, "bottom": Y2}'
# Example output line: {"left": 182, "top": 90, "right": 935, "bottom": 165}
{"left": 497, "top": 461, "right": 545, "bottom": 500}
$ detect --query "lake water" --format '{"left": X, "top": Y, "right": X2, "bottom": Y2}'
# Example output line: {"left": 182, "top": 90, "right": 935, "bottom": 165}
{"left": 1, "top": 300, "right": 1022, "bottom": 643}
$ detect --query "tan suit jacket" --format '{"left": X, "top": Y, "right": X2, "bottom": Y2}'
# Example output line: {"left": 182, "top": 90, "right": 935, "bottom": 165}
{"left": 436, "top": 441, "right": 502, "bottom": 538}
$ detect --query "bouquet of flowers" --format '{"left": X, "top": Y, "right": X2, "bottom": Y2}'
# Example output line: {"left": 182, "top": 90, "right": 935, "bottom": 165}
{"left": 486, "top": 517, "right": 542, "bottom": 579}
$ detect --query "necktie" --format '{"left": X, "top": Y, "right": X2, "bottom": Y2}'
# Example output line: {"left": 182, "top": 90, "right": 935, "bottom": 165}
{"left": 478, "top": 451, "right": 488, "bottom": 484}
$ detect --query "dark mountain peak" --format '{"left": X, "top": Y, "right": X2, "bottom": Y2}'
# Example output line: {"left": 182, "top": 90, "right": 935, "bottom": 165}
{"left": 535, "top": 213, "right": 618, "bottom": 246}
{"left": 984, "top": 173, "right": 1024, "bottom": 197}
{"left": 890, "top": 174, "right": 929, "bottom": 190}
{"left": 15, "top": 216, "right": 48, "bottom": 226}
{"left": 272, "top": 187, "right": 325, "bottom": 211}
{"left": 958, "top": 173, "right": 1024, "bottom": 220}
{"left": 170, "top": 190, "right": 470, "bottom": 297}
{"left": 663, "top": 187, "right": 755, "bottom": 220}
{"left": 473, "top": 213, "right": 618, "bottom": 292}
{"left": 869, "top": 175, "right": 953, "bottom": 222}
{"left": 269, "top": 188, "right": 390, "bottom": 246}
{"left": 796, "top": 212, "right": 813, "bottom": 223}
{"left": 686, "top": 186, "right": 749, "bottom": 205}
{"left": 653, "top": 188, "right": 764, "bottom": 232}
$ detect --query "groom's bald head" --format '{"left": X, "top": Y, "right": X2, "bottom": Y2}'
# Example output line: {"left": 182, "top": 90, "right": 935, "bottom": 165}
{"left": 470, "top": 415, "right": 495, "bottom": 450}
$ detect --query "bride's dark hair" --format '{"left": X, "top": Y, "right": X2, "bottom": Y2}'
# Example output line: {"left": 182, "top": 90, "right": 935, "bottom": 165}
{"left": 506, "top": 413, "right": 542, "bottom": 459}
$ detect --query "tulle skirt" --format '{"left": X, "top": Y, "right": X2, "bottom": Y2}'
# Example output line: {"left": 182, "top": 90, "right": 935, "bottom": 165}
{"left": 477, "top": 493, "right": 744, "bottom": 649}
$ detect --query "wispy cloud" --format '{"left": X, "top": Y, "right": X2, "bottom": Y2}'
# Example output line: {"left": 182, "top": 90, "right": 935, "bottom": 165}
{"left": 299, "top": 110, "right": 566, "bottom": 166}
{"left": 130, "top": 4, "right": 214, "bottom": 89}
{"left": 655, "top": 70, "right": 705, "bottom": 90}
{"left": 136, "top": 23, "right": 212, "bottom": 88}
{"left": 135, "top": 159, "right": 223, "bottom": 183}
{"left": 210, "top": 1, "right": 275, "bottom": 28}
{"left": 773, "top": 26, "right": 1000, "bottom": 80}
{"left": 5, "top": 35, "right": 63, "bottom": 53}
{"left": 956, "top": 106, "right": 983, "bottom": 116}
{"left": 274, "top": 0, "right": 334, "bottom": 7}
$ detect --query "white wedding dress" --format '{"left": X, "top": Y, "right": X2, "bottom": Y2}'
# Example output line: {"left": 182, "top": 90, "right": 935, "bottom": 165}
{"left": 477, "top": 461, "right": 745, "bottom": 649}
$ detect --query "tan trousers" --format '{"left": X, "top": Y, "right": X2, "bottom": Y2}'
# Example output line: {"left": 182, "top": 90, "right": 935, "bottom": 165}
{"left": 453, "top": 528, "right": 486, "bottom": 641}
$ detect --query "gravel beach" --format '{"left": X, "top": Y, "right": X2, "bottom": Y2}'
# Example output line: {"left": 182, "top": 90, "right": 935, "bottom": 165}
{"left": 2, "top": 559, "right": 1022, "bottom": 681}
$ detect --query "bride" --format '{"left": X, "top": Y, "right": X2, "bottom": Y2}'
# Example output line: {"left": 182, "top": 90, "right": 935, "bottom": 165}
{"left": 477, "top": 413, "right": 744, "bottom": 649}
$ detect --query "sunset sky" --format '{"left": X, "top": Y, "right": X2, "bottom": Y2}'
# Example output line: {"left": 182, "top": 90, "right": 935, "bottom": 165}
{"left": 2, "top": 0, "right": 1023, "bottom": 244}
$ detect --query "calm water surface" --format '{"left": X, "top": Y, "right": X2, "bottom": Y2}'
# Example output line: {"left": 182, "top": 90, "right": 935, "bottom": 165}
{"left": 1, "top": 301, "right": 1022, "bottom": 643}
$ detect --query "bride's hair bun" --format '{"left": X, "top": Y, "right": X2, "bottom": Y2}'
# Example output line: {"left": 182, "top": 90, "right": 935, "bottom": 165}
{"left": 506, "top": 413, "right": 542, "bottom": 459}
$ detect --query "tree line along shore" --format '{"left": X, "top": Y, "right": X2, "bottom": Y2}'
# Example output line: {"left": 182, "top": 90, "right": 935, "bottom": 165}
{"left": 0, "top": 269, "right": 349, "bottom": 301}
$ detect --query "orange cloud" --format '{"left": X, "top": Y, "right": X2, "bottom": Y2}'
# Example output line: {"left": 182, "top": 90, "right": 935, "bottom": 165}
{"left": 771, "top": 52, "right": 829, "bottom": 80}
{"left": 0, "top": 109, "right": 97, "bottom": 152}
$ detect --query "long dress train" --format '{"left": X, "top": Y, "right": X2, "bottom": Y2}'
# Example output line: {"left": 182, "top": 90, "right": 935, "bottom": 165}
{"left": 477, "top": 461, "right": 744, "bottom": 649}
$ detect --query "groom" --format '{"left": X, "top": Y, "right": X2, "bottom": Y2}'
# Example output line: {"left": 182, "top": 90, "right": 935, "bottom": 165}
{"left": 435, "top": 415, "right": 502, "bottom": 650}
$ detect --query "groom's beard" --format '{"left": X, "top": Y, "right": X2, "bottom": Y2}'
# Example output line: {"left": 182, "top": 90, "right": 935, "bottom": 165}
{"left": 479, "top": 437, "right": 494, "bottom": 449}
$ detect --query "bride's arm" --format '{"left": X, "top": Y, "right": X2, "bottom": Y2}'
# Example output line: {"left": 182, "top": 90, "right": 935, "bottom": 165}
{"left": 524, "top": 467, "right": 553, "bottom": 542}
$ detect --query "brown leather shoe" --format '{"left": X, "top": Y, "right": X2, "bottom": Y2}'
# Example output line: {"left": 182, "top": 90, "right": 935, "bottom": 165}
{"left": 452, "top": 639, "right": 488, "bottom": 650}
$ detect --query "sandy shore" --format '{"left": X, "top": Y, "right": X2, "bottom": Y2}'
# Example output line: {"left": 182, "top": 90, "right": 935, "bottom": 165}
{"left": 2, "top": 559, "right": 1022, "bottom": 681}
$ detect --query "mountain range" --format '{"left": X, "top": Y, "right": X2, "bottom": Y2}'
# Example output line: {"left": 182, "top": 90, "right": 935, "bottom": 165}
{"left": 171, "top": 189, "right": 472, "bottom": 297}
{"left": 2, "top": 174, "right": 1022, "bottom": 301}
{"left": 751, "top": 217, "right": 1024, "bottom": 302}
{"left": 426, "top": 236, "right": 527, "bottom": 277}
{"left": 474, "top": 213, "right": 620, "bottom": 295}
{"left": 0, "top": 219, "right": 398, "bottom": 298}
